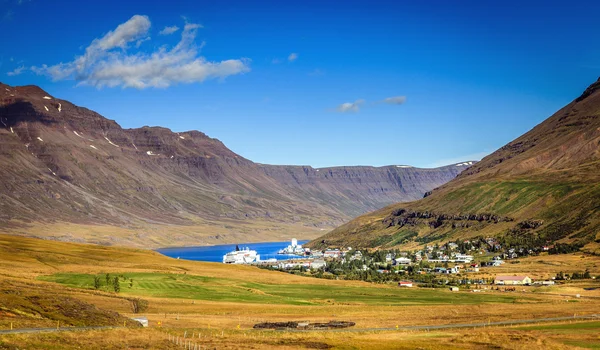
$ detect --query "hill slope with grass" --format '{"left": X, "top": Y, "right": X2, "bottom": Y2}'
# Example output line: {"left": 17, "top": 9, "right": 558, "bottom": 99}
{"left": 2, "top": 234, "right": 600, "bottom": 349}
{"left": 0, "top": 83, "right": 468, "bottom": 247}
{"left": 311, "top": 77, "right": 600, "bottom": 252}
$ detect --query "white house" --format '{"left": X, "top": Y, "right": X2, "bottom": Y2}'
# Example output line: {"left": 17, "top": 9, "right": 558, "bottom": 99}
{"left": 393, "top": 257, "right": 412, "bottom": 265}
{"left": 494, "top": 275, "right": 532, "bottom": 285}
{"left": 324, "top": 249, "right": 342, "bottom": 259}
{"left": 310, "top": 259, "right": 326, "bottom": 269}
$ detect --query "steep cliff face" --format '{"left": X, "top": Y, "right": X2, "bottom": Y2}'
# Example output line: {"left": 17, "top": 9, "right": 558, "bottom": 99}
{"left": 0, "top": 82, "right": 470, "bottom": 247}
{"left": 311, "top": 77, "right": 600, "bottom": 253}
{"left": 259, "top": 164, "right": 470, "bottom": 217}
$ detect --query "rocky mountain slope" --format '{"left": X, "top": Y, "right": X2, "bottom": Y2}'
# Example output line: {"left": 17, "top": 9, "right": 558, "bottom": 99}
{"left": 0, "top": 83, "right": 469, "bottom": 247}
{"left": 311, "top": 77, "right": 600, "bottom": 253}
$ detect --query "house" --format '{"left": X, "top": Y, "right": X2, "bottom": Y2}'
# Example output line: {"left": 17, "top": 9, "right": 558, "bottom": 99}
{"left": 324, "top": 249, "right": 342, "bottom": 259}
{"left": 398, "top": 281, "right": 413, "bottom": 288}
{"left": 131, "top": 316, "right": 149, "bottom": 327}
{"left": 454, "top": 254, "right": 474, "bottom": 263}
{"left": 310, "top": 259, "right": 326, "bottom": 270}
{"left": 449, "top": 286, "right": 459, "bottom": 292}
{"left": 349, "top": 251, "right": 363, "bottom": 261}
{"left": 311, "top": 251, "right": 324, "bottom": 258}
{"left": 494, "top": 275, "right": 532, "bottom": 285}
{"left": 491, "top": 260, "right": 504, "bottom": 267}
{"left": 393, "top": 257, "right": 412, "bottom": 265}
{"left": 534, "top": 280, "right": 555, "bottom": 286}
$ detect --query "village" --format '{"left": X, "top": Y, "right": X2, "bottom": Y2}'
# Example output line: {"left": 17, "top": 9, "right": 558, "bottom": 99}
{"left": 254, "top": 238, "right": 594, "bottom": 290}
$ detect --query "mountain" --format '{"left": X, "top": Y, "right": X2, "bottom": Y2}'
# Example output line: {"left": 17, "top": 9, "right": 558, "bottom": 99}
{"left": 311, "top": 77, "right": 600, "bottom": 253}
{"left": 0, "top": 83, "right": 470, "bottom": 247}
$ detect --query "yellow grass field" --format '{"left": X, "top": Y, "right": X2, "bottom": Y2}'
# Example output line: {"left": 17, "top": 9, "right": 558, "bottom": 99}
{"left": 1, "top": 234, "right": 599, "bottom": 349}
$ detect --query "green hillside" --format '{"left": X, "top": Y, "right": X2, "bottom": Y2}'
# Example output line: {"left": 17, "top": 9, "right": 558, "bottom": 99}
{"left": 310, "top": 78, "right": 600, "bottom": 254}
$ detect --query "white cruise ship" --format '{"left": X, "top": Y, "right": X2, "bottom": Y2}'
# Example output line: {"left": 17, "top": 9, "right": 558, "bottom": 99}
{"left": 222, "top": 247, "right": 260, "bottom": 264}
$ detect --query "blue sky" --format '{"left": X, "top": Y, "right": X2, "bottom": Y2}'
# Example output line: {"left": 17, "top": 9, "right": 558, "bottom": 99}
{"left": 2, "top": 0, "right": 599, "bottom": 168}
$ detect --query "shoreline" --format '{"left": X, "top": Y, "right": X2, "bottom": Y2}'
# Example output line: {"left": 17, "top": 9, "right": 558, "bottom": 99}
{"left": 154, "top": 239, "right": 310, "bottom": 252}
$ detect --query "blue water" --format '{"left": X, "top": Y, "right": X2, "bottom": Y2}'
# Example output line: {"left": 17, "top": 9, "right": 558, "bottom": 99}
{"left": 156, "top": 240, "right": 309, "bottom": 263}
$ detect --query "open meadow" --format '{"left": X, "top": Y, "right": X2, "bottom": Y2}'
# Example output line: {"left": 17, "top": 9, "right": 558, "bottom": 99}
{"left": 1, "top": 234, "right": 599, "bottom": 349}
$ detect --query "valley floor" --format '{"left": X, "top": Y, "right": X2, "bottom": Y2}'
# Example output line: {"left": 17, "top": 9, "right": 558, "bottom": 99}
{"left": 0, "top": 234, "right": 599, "bottom": 349}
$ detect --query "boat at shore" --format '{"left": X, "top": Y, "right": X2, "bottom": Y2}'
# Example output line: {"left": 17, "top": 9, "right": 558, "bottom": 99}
{"left": 223, "top": 247, "right": 260, "bottom": 264}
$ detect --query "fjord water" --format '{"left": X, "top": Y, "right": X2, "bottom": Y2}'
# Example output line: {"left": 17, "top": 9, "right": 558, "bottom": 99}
{"left": 156, "top": 240, "right": 309, "bottom": 262}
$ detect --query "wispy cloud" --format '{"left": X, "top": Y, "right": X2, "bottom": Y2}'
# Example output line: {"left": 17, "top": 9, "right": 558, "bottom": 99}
{"left": 336, "top": 99, "right": 365, "bottom": 113}
{"left": 271, "top": 58, "right": 282, "bottom": 64}
{"left": 7, "top": 65, "right": 25, "bottom": 76}
{"left": 288, "top": 53, "right": 298, "bottom": 62}
{"left": 308, "top": 68, "right": 324, "bottom": 76}
{"left": 135, "top": 36, "right": 151, "bottom": 48}
{"left": 30, "top": 15, "right": 250, "bottom": 89}
{"left": 381, "top": 96, "right": 406, "bottom": 105}
{"left": 159, "top": 25, "right": 180, "bottom": 35}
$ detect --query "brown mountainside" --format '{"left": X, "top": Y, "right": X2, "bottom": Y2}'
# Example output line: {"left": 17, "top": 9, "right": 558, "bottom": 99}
{"left": 312, "top": 77, "right": 600, "bottom": 253}
{"left": 0, "top": 83, "right": 469, "bottom": 247}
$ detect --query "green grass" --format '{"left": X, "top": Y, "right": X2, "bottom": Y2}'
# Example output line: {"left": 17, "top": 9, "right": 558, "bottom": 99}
{"left": 436, "top": 180, "right": 582, "bottom": 216}
{"left": 38, "top": 272, "right": 523, "bottom": 306}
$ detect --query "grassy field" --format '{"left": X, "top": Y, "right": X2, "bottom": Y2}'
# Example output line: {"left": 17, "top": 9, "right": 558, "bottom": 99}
{"left": 2, "top": 233, "right": 600, "bottom": 349}
{"left": 38, "top": 272, "right": 523, "bottom": 306}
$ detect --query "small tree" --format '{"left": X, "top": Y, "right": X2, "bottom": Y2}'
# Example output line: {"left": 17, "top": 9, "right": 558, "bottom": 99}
{"left": 93, "top": 276, "right": 101, "bottom": 290}
{"left": 113, "top": 276, "right": 120, "bottom": 293}
{"left": 129, "top": 298, "right": 149, "bottom": 314}
{"left": 129, "top": 278, "right": 133, "bottom": 288}
{"left": 105, "top": 273, "right": 111, "bottom": 285}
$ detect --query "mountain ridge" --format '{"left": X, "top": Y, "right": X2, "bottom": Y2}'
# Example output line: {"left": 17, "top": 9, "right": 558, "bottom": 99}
{"left": 0, "top": 82, "right": 471, "bottom": 247}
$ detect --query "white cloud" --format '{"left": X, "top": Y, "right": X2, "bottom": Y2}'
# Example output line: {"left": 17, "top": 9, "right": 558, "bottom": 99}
{"left": 271, "top": 58, "right": 282, "bottom": 64}
{"left": 95, "top": 15, "right": 151, "bottom": 51}
{"left": 288, "top": 53, "right": 298, "bottom": 62}
{"left": 382, "top": 96, "right": 406, "bottom": 105}
{"left": 337, "top": 99, "right": 365, "bottom": 113}
{"left": 7, "top": 65, "right": 25, "bottom": 76}
{"left": 31, "top": 15, "right": 250, "bottom": 89}
{"left": 135, "top": 36, "right": 151, "bottom": 48}
{"left": 159, "top": 25, "right": 180, "bottom": 35}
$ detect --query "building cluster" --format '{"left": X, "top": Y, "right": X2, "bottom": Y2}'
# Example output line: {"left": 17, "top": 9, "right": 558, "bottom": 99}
{"left": 260, "top": 237, "right": 575, "bottom": 290}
